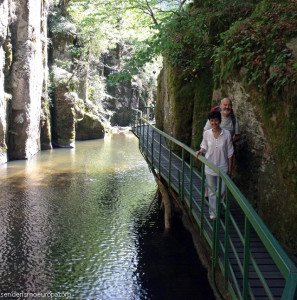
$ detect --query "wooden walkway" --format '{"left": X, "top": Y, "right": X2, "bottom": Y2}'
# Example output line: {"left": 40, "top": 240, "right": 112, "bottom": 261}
{"left": 133, "top": 124, "right": 292, "bottom": 300}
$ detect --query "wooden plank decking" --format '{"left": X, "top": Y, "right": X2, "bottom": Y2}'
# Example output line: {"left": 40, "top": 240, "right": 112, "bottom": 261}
{"left": 133, "top": 124, "right": 288, "bottom": 300}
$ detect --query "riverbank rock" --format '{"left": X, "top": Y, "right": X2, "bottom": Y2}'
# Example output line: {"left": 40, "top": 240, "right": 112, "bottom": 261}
{"left": 52, "top": 84, "right": 76, "bottom": 148}
{"left": 76, "top": 113, "right": 105, "bottom": 140}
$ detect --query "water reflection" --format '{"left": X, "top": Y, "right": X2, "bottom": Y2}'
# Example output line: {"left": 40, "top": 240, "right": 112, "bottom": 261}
{"left": 0, "top": 133, "right": 214, "bottom": 299}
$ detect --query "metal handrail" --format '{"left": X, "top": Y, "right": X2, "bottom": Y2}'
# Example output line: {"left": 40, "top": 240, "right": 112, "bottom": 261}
{"left": 131, "top": 107, "right": 297, "bottom": 300}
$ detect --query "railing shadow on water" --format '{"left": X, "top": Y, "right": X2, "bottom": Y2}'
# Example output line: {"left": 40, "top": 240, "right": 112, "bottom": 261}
{"left": 131, "top": 107, "right": 297, "bottom": 300}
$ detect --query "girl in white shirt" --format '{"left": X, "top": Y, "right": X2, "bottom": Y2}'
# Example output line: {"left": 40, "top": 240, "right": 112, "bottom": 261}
{"left": 196, "top": 110, "right": 234, "bottom": 220}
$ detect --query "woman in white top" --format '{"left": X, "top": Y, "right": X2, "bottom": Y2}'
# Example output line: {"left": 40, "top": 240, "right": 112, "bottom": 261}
{"left": 196, "top": 110, "right": 234, "bottom": 220}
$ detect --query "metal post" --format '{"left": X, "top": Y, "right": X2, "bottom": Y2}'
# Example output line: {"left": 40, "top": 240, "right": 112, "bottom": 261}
{"left": 142, "top": 121, "right": 145, "bottom": 148}
{"left": 169, "top": 142, "right": 172, "bottom": 188}
{"left": 224, "top": 188, "right": 231, "bottom": 289}
{"left": 158, "top": 134, "right": 161, "bottom": 173}
{"left": 190, "top": 155, "right": 193, "bottom": 213}
{"left": 139, "top": 118, "right": 142, "bottom": 149}
{"left": 135, "top": 111, "right": 139, "bottom": 134}
{"left": 200, "top": 163, "right": 205, "bottom": 235}
{"left": 211, "top": 218, "right": 217, "bottom": 285}
{"left": 212, "top": 176, "right": 222, "bottom": 280}
{"left": 151, "top": 130, "right": 154, "bottom": 165}
{"left": 243, "top": 217, "right": 251, "bottom": 300}
{"left": 181, "top": 148, "right": 185, "bottom": 201}
{"left": 146, "top": 123, "right": 149, "bottom": 157}
{"left": 178, "top": 170, "right": 181, "bottom": 197}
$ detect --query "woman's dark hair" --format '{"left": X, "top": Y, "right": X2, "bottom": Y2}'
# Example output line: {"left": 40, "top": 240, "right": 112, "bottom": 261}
{"left": 208, "top": 110, "right": 221, "bottom": 122}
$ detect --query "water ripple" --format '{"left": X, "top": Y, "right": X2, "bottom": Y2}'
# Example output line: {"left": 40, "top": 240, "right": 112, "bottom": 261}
{"left": 0, "top": 135, "right": 214, "bottom": 299}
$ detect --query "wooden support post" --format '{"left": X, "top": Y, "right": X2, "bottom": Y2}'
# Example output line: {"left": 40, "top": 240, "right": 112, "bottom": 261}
{"left": 150, "top": 165, "right": 171, "bottom": 230}
{"left": 155, "top": 176, "right": 171, "bottom": 230}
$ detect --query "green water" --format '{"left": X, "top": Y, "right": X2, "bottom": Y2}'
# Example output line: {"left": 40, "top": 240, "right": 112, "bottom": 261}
{"left": 0, "top": 133, "right": 214, "bottom": 299}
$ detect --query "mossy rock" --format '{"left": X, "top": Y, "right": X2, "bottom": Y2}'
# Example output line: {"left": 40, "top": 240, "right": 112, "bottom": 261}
{"left": 75, "top": 113, "right": 105, "bottom": 140}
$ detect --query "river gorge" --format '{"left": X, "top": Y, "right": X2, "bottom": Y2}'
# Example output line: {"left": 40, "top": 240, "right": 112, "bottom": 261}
{"left": 0, "top": 133, "right": 214, "bottom": 299}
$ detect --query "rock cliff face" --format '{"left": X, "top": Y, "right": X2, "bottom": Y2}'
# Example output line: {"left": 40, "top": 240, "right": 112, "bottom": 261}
{"left": 0, "top": 2, "right": 158, "bottom": 162}
{"left": 0, "top": 1, "right": 109, "bottom": 162}
{"left": 103, "top": 45, "right": 157, "bottom": 126}
{"left": 0, "top": 0, "right": 14, "bottom": 164}
{"left": 9, "top": 0, "right": 46, "bottom": 159}
{"left": 52, "top": 85, "right": 76, "bottom": 148}
{"left": 215, "top": 80, "right": 297, "bottom": 248}
{"left": 0, "top": 0, "right": 51, "bottom": 161}
{"left": 40, "top": 0, "right": 51, "bottom": 151}
{"left": 155, "top": 1, "right": 297, "bottom": 252}
{"left": 157, "top": 59, "right": 297, "bottom": 253}
{"left": 156, "top": 63, "right": 212, "bottom": 149}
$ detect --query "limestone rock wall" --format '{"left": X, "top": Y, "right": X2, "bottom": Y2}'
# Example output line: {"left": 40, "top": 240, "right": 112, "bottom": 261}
{"left": 222, "top": 81, "right": 297, "bottom": 250}
{"left": 76, "top": 113, "right": 105, "bottom": 140}
{"left": 155, "top": 66, "right": 173, "bottom": 134}
{"left": 156, "top": 64, "right": 297, "bottom": 251}
{"left": 154, "top": 1, "right": 297, "bottom": 252}
{"left": 155, "top": 63, "right": 212, "bottom": 149}
{"left": 103, "top": 45, "right": 157, "bottom": 126}
{"left": 106, "top": 80, "right": 140, "bottom": 126}
{"left": 9, "top": 0, "right": 46, "bottom": 159}
{"left": 0, "top": 0, "right": 14, "bottom": 164}
{"left": 40, "top": 0, "right": 51, "bottom": 150}
{"left": 104, "top": 47, "right": 140, "bottom": 126}
{"left": 52, "top": 87, "right": 76, "bottom": 148}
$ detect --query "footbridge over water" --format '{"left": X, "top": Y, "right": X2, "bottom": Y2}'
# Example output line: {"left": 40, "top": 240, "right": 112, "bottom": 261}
{"left": 131, "top": 107, "right": 297, "bottom": 300}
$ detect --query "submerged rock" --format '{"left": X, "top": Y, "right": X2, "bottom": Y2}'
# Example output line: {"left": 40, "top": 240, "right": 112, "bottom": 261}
{"left": 76, "top": 113, "right": 105, "bottom": 140}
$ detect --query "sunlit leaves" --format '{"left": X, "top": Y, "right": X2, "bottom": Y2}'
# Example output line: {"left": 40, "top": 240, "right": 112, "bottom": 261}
{"left": 51, "top": 0, "right": 191, "bottom": 85}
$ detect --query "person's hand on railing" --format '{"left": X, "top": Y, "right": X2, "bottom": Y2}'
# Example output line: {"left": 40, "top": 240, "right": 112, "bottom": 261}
{"left": 195, "top": 148, "right": 206, "bottom": 159}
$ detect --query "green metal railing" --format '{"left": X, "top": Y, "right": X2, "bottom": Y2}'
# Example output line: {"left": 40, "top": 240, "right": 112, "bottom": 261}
{"left": 131, "top": 107, "right": 297, "bottom": 300}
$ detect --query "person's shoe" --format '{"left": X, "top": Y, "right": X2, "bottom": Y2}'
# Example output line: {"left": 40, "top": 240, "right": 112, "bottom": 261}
{"left": 210, "top": 215, "right": 216, "bottom": 220}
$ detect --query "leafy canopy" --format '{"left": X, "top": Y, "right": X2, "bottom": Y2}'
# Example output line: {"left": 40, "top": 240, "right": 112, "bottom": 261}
{"left": 52, "top": 0, "right": 191, "bottom": 82}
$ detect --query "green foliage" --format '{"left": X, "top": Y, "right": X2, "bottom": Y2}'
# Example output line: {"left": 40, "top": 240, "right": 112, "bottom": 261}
{"left": 48, "top": 11, "right": 76, "bottom": 39}
{"left": 214, "top": 0, "right": 297, "bottom": 93}
{"left": 149, "top": 0, "right": 257, "bottom": 81}
{"left": 107, "top": 41, "right": 158, "bottom": 85}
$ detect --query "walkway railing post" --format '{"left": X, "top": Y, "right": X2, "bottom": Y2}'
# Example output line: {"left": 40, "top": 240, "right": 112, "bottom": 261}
{"left": 282, "top": 273, "right": 297, "bottom": 300}
{"left": 224, "top": 187, "right": 231, "bottom": 290}
{"left": 243, "top": 217, "right": 251, "bottom": 300}
{"left": 139, "top": 118, "right": 142, "bottom": 149}
{"left": 190, "top": 155, "right": 193, "bottom": 213}
{"left": 151, "top": 130, "right": 154, "bottom": 164}
{"left": 178, "top": 170, "right": 181, "bottom": 197}
{"left": 214, "top": 177, "right": 222, "bottom": 262}
{"left": 211, "top": 177, "right": 222, "bottom": 292}
{"left": 200, "top": 163, "right": 205, "bottom": 235}
{"left": 212, "top": 218, "right": 217, "bottom": 284}
{"left": 158, "top": 134, "right": 162, "bottom": 173}
{"left": 169, "top": 142, "right": 172, "bottom": 188}
{"left": 142, "top": 120, "right": 145, "bottom": 147}
{"left": 146, "top": 123, "right": 149, "bottom": 157}
{"left": 135, "top": 110, "right": 138, "bottom": 134}
{"left": 181, "top": 148, "right": 185, "bottom": 201}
